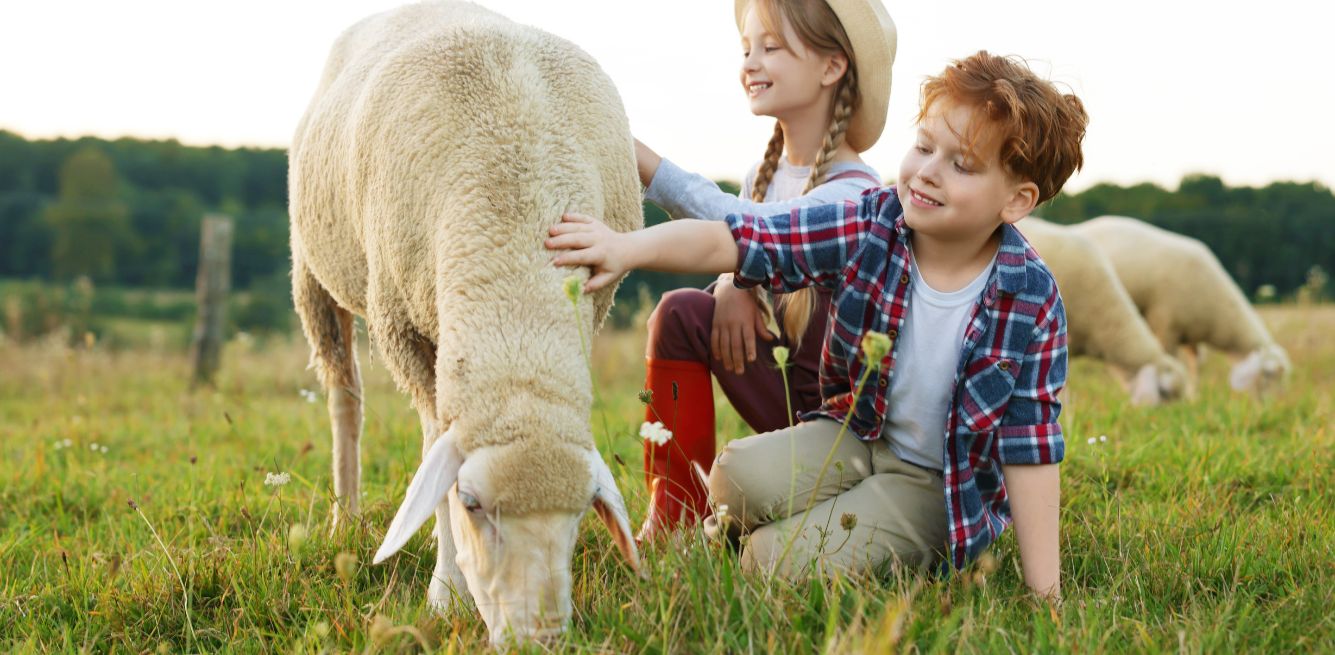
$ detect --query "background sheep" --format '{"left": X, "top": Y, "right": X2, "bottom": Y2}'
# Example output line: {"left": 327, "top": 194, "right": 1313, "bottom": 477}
{"left": 287, "top": 1, "right": 643, "bottom": 646}
{"left": 1073, "top": 215, "right": 1291, "bottom": 394}
{"left": 1018, "top": 217, "right": 1187, "bottom": 405}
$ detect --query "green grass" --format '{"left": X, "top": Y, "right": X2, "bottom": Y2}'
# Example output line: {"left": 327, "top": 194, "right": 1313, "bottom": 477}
{"left": 1, "top": 306, "right": 1332, "bottom": 653}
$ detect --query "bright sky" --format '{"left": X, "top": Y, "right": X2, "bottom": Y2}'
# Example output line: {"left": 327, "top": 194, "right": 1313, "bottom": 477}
{"left": 2, "top": 0, "right": 1331, "bottom": 192}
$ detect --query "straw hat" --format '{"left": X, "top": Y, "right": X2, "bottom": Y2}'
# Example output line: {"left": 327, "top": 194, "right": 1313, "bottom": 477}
{"left": 734, "top": 0, "right": 897, "bottom": 152}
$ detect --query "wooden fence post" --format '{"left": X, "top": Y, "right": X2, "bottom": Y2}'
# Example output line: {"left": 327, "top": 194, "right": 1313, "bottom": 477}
{"left": 191, "top": 214, "right": 233, "bottom": 387}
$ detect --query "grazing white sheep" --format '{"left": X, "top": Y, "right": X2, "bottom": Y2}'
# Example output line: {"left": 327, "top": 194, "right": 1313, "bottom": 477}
{"left": 288, "top": 1, "right": 643, "bottom": 646}
{"left": 1072, "top": 215, "right": 1291, "bottom": 394}
{"left": 1018, "top": 217, "right": 1187, "bottom": 405}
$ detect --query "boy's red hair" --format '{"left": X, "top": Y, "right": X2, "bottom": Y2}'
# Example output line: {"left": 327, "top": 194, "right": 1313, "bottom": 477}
{"left": 919, "top": 51, "right": 1088, "bottom": 204}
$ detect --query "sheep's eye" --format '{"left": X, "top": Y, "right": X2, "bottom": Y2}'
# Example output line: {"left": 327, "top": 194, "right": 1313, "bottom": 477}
{"left": 458, "top": 491, "right": 482, "bottom": 512}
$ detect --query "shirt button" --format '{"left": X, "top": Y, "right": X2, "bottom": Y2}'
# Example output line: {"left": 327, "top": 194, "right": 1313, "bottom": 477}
{"left": 900, "top": 274, "right": 910, "bottom": 284}
{"left": 998, "top": 360, "right": 1011, "bottom": 371}
{"left": 879, "top": 376, "right": 888, "bottom": 387}
{"left": 887, "top": 329, "right": 898, "bottom": 339}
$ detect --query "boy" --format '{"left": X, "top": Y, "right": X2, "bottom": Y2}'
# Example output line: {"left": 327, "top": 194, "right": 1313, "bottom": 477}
{"left": 546, "top": 51, "right": 1087, "bottom": 598}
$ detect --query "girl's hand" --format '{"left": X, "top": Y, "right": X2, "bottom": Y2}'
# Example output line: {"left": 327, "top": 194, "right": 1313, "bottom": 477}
{"left": 711, "top": 275, "right": 775, "bottom": 374}
{"left": 546, "top": 212, "right": 628, "bottom": 293}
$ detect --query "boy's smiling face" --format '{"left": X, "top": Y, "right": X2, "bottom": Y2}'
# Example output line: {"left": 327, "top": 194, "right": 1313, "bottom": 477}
{"left": 897, "top": 102, "right": 1038, "bottom": 242}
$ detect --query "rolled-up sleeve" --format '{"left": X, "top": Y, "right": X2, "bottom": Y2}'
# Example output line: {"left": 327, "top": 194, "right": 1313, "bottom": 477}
{"left": 995, "top": 294, "right": 1067, "bottom": 465}
{"left": 724, "top": 199, "right": 871, "bottom": 293}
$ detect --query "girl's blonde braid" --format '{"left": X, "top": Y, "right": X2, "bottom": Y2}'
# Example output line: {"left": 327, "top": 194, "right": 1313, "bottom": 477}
{"left": 750, "top": 121, "right": 787, "bottom": 203}
{"left": 778, "top": 76, "right": 857, "bottom": 346}
{"left": 745, "top": 121, "right": 788, "bottom": 329}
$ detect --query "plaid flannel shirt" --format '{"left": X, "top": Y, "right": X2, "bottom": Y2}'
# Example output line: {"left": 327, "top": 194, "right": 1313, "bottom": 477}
{"left": 725, "top": 186, "right": 1067, "bottom": 570}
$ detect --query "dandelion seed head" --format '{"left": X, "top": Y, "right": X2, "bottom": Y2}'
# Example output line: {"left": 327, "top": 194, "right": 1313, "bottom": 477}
{"left": 287, "top": 523, "right": 308, "bottom": 553}
{"left": 563, "top": 274, "right": 582, "bottom": 304}
{"left": 1099, "top": 435, "right": 1108, "bottom": 442}
{"left": 840, "top": 512, "right": 858, "bottom": 531}
{"left": 860, "top": 331, "right": 892, "bottom": 368}
{"left": 335, "top": 552, "right": 358, "bottom": 583}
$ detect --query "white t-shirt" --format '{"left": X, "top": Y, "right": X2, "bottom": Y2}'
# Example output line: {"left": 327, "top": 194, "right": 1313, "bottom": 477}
{"left": 880, "top": 251, "right": 996, "bottom": 470}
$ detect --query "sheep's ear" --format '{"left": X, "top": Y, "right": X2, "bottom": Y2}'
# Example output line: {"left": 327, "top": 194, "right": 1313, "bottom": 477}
{"left": 1128, "top": 364, "right": 1162, "bottom": 406}
{"left": 584, "top": 449, "right": 643, "bottom": 577}
{"left": 374, "top": 427, "right": 462, "bottom": 564}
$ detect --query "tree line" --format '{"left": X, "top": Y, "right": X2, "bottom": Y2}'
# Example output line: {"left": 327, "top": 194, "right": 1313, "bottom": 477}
{"left": 1, "top": 130, "right": 1331, "bottom": 309}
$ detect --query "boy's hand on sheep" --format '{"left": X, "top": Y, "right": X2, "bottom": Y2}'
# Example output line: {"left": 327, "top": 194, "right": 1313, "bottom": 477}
{"left": 547, "top": 212, "right": 628, "bottom": 293}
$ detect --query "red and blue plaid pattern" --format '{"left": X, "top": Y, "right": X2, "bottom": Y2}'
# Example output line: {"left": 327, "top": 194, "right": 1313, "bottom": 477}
{"left": 725, "top": 187, "right": 1068, "bottom": 571}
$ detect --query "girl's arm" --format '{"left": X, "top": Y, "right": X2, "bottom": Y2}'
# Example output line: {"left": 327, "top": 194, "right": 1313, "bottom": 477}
{"left": 635, "top": 139, "right": 662, "bottom": 188}
{"left": 546, "top": 213, "right": 737, "bottom": 293}
{"left": 1000, "top": 463, "right": 1061, "bottom": 599}
{"left": 641, "top": 148, "right": 879, "bottom": 220}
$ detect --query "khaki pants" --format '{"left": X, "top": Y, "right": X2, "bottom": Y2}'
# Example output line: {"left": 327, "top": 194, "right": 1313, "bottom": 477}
{"left": 704, "top": 419, "right": 947, "bottom": 579}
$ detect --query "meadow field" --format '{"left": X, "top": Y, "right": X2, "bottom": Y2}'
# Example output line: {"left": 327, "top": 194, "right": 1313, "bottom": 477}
{"left": 1, "top": 305, "right": 1331, "bottom": 653}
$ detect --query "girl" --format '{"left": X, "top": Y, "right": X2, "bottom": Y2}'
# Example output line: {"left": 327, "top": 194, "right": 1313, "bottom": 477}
{"left": 635, "top": 0, "right": 897, "bottom": 540}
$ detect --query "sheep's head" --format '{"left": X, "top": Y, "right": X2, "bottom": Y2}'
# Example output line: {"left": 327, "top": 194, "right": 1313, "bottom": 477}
{"left": 372, "top": 428, "right": 640, "bottom": 648}
{"left": 1229, "top": 344, "right": 1291, "bottom": 395}
{"left": 1127, "top": 358, "right": 1188, "bottom": 406}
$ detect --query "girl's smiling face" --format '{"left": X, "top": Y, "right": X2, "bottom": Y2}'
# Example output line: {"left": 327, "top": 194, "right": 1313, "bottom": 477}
{"left": 738, "top": 7, "right": 841, "bottom": 121}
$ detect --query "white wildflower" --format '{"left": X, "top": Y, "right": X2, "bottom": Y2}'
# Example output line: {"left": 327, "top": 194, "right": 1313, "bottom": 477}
{"left": 62, "top": 438, "right": 73, "bottom": 448}
{"left": 1087, "top": 437, "right": 1096, "bottom": 445}
{"left": 1099, "top": 435, "right": 1108, "bottom": 443}
{"left": 639, "top": 421, "right": 673, "bottom": 446}
{"left": 299, "top": 389, "right": 319, "bottom": 403}
{"left": 90, "top": 442, "right": 100, "bottom": 451}
{"left": 265, "top": 471, "right": 291, "bottom": 487}
{"left": 100, "top": 445, "right": 109, "bottom": 454}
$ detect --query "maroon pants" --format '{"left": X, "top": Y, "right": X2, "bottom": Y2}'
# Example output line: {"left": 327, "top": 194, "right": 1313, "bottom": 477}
{"left": 645, "top": 284, "right": 830, "bottom": 433}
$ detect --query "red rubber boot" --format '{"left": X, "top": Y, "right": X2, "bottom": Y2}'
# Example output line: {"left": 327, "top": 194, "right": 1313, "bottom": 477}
{"left": 637, "top": 358, "right": 715, "bottom": 541}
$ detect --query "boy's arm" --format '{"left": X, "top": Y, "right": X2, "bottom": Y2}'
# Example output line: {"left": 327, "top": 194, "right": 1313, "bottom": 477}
{"left": 994, "top": 293, "right": 1067, "bottom": 599}
{"left": 1000, "top": 463, "right": 1061, "bottom": 598}
{"left": 728, "top": 189, "right": 888, "bottom": 292}
{"left": 548, "top": 187, "right": 892, "bottom": 293}
{"left": 547, "top": 213, "right": 737, "bottom": 292}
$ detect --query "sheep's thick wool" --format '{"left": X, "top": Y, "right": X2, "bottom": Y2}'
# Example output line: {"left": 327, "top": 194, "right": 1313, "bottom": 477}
{"left": 289, "top": 0, "right": 642, "bottom": 505}
{"left": 1017, "top": 217, "right": 1184, "bottom": 377}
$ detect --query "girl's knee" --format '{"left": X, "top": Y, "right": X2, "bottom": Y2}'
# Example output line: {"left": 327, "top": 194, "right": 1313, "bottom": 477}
{"left": 645, "top": 288, "right": 714, "bottom": 360}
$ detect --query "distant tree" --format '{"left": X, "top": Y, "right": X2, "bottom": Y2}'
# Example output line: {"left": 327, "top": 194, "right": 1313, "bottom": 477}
{"left": 43, "top": 146, "right": 131, "bottom": 281}
{"left": 0, "top": 191, "right": 52, "bottom": 277}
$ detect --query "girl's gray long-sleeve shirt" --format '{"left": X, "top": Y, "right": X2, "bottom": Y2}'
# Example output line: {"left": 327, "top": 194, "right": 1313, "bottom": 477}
{"left": 644, "top": 157, "right": 882, "bottom": 221}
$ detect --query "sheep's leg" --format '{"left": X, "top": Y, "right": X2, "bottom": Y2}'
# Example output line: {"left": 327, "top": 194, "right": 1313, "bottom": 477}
{"left": 418, "top": 411, "right": 473, "bottom": 611}
{"left": 364, "top": 310, "right": 471, "bottom": 610}
{"left": 292, "top": 257, "right": 364, "bottom": 530}
{"left": 1179, "top": 344, "right": 1201, "bottom": 399}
